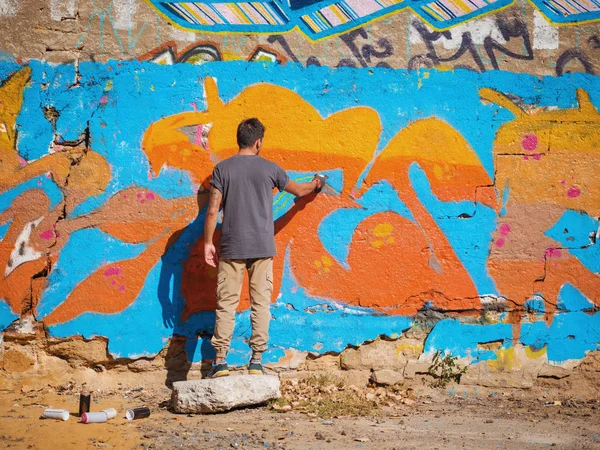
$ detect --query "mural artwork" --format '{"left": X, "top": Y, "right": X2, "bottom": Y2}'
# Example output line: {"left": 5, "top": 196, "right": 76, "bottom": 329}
{"left": 0, "top": 60, "right": 598, "bottom": 366}
{"left": 145, "top": 0, "right": 600, "bottom": 39}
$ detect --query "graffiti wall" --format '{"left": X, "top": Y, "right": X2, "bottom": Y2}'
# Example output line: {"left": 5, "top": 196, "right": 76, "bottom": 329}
{"left": 0, "top": 60, "right": 598, "bottom": 368}
{"left": 0, "top": 0, "right": 598, "bottom": 375}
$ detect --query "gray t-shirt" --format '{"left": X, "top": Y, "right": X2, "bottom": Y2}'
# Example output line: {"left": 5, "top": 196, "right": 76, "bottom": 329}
{"left": 210, "top": 154, "right": 290, "bottom": 260}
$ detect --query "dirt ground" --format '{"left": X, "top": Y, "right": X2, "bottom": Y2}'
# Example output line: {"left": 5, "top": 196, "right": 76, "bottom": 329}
{"left": 1, "top": 376, "right": 599, "bottom": 450}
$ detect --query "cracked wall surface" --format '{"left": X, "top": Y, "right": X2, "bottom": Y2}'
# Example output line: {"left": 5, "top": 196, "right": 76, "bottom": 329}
{"left": 0, "top": 0, "right": 599, "bottom": 387}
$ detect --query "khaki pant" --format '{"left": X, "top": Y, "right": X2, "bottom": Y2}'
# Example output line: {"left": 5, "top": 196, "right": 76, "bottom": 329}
{"left": 211, "top": 257, "right": 273, "bottom": 360}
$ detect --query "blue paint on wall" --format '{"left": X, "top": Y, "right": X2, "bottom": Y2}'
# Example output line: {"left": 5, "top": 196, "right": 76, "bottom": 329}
{"left": 424, "top": 319, "right": 513, "bottom": 361}
{"left": 0, "top": 301, "right": 18, "bottom": 330}
{"left": 409, "top": 164, "right": 498, "bottom": 295}
{"left": 557, "top": 283, "right": 595, "bottom": 312}
{"left": 546, "top": 210, "right": 600, "bottom": 274}
{"left": 0, "top": 175, "right": 63, "bottom": 213}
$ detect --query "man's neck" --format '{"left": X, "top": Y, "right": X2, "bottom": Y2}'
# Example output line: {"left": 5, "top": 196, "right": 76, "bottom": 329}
{"left": 238, "top": 147, "right": 257, "bottom": 156}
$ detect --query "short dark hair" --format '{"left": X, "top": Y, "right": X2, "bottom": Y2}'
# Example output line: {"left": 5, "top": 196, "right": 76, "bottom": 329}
{"left": 237, "top": 118, "right": 265, "bottom": 148}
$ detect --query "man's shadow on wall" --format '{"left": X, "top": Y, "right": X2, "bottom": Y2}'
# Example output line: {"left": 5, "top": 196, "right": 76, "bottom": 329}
{"left": 158, "top": 188, "right": 317, "bottom": 388}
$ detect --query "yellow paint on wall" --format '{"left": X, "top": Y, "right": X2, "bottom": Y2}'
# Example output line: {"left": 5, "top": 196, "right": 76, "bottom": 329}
{"left": 395, "top": 343, "right": 424, "bottom": 355}
{"left": 376, "top": 118, "right": 483, "bottom": 166}
{"left": 525, "top": 346, "right": 547, "bottom": 359}
{"left": 0, "top": 67, "right": 31, "bottom": 173}
{"left": 373, "top": 223, "right": 394, "bottom": 238}
{"left": 488, "top": 347, "right": 516, "bottom": 371}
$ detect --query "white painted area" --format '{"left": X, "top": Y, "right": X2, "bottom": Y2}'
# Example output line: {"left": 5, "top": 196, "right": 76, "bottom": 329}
{"left": 50, "top": 0, "right": 77, "bottom": 21}
{"left": 409, "top": 15, "right": 428, "bottom": 45}
{"left": 14, "top": 315, "right": 36, "bottom": 335}
{"left": 442, "top": 18, "right": 505, "bottom": 49}
{"left": 0, "top": 0, "right": 19, "bottom": 16}
{"left": 114, "top": 0, "right": 137, "bottom": 30}
{"left": 410, "top": 17, "right": 506, "bottom": 50}
{"left": 5, "top": 217, "right": 44, "bottom": 277}
{"left": 151, "top": 49, "right": 175, "bottom": 65}
{"left": 170, "top": 28, "right": 198, "bottom": 42}
{"left": 533, "top": 10, "right": 559, "bottom": 50}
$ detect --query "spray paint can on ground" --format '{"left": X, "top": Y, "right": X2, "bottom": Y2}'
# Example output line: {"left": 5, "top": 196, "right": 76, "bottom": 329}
{"left": 78, "top": 391, "right": 91, "bottom": 417}
{"left": 125, "top": 407, "right": 150, "bottom": 420}
{"left": 42, "top": 409, "right": 70, "bottom": 421}
{"left": 103, "top": 408, "right": 117, "bottom": 419}
{"left": 81, "top": 412, "right": 108, "bottom": 424}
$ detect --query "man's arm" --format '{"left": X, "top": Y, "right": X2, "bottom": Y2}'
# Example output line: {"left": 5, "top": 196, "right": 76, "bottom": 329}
{"left": 204, "top": 187, "right": 222, "bottom": 267}
{"left": 284, "top": 176, "right": 322, "bottom": 197}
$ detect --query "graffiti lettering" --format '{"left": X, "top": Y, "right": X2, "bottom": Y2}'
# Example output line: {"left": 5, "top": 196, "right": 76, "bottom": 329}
{"left": 556, "top": 49, "right": 596, "bottom": 76}
{"left": 339, "top": 28, "right": 394, "bottom": 69}
{"left": 139, "top": 41, "right": 286, "bottom": 65}
{"left": 408, "top": 20, "right": 485, "bottom": 72}
{"left": 483, "top": 17, "right": 534, "bottom": 71}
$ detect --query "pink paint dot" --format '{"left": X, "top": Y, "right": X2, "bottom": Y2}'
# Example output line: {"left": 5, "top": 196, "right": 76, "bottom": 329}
{"left": 496, "top": 238, "right": 505, "bottom": 247}
{"left": 145, "top": 192, "right": 155, "bottom": 200}
{"left": 137, "top": 193, "right": 143, "bottom": 199}
{"left": 140, "top": 199, "right": 145, "bottom": 204}
{"left": 112, "top": 280, "right": 117, "bottom": 285}
{"left": 545, "top": 248, "right": 562, "bottom": 258}
{"left": 532, "top": 153, "right": 541, "bottom": 160}
{"left": 499, "top": 223, "right": 511, "bottom": 236}
{"left": 100, "top": 95, "right": 108, "bottom": 105}
{"left": 567, "top": 186, "right": 581, "bottom": 198}
{"left": 123, "top": 194, "right": 128, "bottom": 199}
{"left": 104, "top": 267, "right": 122, "bottom": 277}
{"left": 119, "top": 285, "right": 126, "bottom": 292}
{"left": 560, "top": 180, "right": 566, "bottom": 185}
{"left": 523, "top": 156, "right": 529, "bottom": 161}
{"left": 521, "top": 134, "right": 538, "bottom": 151}
{"left": 39, "top": 230, "right": 55, "bottom": 240}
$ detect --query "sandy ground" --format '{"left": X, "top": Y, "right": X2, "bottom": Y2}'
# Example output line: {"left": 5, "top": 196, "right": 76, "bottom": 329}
{"left": 1, "top": 379, "right": 599, "bottom": 450}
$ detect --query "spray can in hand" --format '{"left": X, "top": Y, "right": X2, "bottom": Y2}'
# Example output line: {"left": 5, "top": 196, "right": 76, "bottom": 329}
{"left": 314, "top": 174, "right": 328, "bottom": 193}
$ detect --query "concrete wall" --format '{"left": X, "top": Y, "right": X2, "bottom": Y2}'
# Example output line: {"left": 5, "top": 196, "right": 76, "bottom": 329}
{"left": 0, "top": 0, "right": 599, "bottom": 385}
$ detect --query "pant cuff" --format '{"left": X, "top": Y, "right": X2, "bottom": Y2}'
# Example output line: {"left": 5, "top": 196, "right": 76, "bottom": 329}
{"left": 214, "top": 350, "right": 227, "bottom": 360}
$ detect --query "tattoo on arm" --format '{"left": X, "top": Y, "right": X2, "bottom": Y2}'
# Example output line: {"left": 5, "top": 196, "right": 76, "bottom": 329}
{"left": 209, "top": 188, "right": 222, "bottom": 212}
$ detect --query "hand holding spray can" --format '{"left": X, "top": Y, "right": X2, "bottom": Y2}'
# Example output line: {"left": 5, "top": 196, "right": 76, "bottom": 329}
{"left": 314, "top": 174, "right": 328, "bottom": 193}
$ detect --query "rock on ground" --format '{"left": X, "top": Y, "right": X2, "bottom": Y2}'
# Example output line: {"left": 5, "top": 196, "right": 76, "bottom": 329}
{"left": 372, "top": 369, "right": 403, "bottom": 386}
{"left": 172, "top": 375, "right": 281, "bottom": 413}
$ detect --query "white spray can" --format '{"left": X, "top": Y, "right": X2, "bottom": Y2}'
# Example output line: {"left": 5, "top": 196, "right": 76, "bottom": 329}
{"left": 81, "top": 412, "right": 108, "bottom": 423}
{"left": 103, "top": 408, "right": 117, "bottom": 419}
{"left": 42, "top": 409, "right": 70, "bottom": 421}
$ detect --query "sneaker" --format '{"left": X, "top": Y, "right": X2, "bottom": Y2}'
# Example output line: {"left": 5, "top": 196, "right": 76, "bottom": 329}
{"left": 208, "top": 362, "right": 230, "bottom": 378}
{"left": 248, "top": 361, "right": 264, "bottom": 375}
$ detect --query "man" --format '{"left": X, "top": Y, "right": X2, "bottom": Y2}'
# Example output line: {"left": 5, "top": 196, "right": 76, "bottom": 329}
{"left": 204, "top": 118, "right": 323, "bottom": 377}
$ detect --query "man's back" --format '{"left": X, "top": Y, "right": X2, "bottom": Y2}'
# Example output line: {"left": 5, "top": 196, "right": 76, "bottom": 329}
{"left": 210, "top": 154, "right": 289, "bottom": 260}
